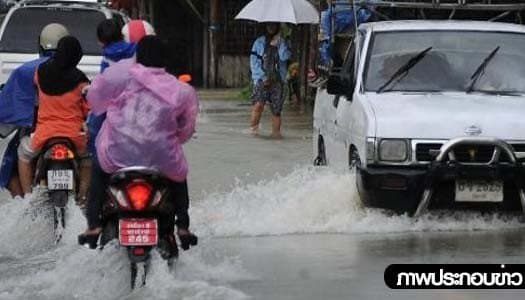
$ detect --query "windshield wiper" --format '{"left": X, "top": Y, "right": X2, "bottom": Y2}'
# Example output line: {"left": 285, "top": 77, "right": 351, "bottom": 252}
{"left": 466, "top": 46, "right": 500, "bottom": 94}
{"left": 377, "top": 47, "right": 433, "bottom": 93}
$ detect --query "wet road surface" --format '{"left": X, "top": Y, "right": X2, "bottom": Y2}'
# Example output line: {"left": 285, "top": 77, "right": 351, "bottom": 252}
{"left": 1, "top": 99, "right": 525, "bottom": 299}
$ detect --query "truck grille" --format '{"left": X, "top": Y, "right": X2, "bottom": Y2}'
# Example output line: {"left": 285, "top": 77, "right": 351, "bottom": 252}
{"left": 415, "top": 142, "right": 525, "bottom": 163}
{"left": 415, "top": 143, "right": 442, "bottom": 161}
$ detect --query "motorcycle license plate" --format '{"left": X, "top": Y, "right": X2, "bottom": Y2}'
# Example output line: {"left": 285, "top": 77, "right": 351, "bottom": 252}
{"left": 119, "top": 219, "right": 158, "bottom": 246}
{"left": 455, "top": 180, "right": 503, "bottom": 202}
{"left": 47, "top": 170, "right": 74, "bottom": 190}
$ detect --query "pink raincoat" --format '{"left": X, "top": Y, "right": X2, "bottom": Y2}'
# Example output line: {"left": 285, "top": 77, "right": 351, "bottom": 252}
{"left": 87, "top": 60, "right": 198, "bottom": 181}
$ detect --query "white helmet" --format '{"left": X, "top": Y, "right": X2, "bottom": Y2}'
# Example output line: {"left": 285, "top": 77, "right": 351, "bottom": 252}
{"left": 122, "top": 20, "right": 155, "bottom": 43}
{"left": 39, "top": 23, "right": 69, "bottom": 51}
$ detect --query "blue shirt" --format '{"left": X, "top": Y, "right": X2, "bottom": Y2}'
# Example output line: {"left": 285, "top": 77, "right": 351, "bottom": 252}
{"left": 250, "top": 36, "right": 291, "bottom": 84}
{"left": 100, "top": 40, "right": 136, "bottom": 73}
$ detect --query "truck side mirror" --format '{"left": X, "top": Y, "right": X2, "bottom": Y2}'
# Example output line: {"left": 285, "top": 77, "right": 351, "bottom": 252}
{"left": 327, "top": 75, "right": 353, "bottom": 100}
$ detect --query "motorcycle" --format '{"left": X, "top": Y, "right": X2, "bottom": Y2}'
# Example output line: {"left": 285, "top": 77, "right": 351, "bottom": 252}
{"left": 33, "top": 137, "right": 80, "bottom": 244}
{"left": 96, "top": 167, "right": 179, "bottom": 289}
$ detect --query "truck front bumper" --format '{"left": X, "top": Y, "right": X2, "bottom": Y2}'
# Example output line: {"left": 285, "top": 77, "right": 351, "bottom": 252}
{"left": 359, "top": 137, "right": 525, "bottom": 216}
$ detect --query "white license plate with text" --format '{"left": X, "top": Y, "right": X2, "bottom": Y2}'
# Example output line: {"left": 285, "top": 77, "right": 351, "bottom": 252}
{"left": 47, "top": 170, "right": 74, "bottom": 190}
{"left": 455, "top": 180, "right": 503, "bottom": 202}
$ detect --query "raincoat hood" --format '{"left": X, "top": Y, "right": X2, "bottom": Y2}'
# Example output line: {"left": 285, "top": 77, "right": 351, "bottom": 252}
{"left": 129, "top": 65, "right": 177, "bottom": 104}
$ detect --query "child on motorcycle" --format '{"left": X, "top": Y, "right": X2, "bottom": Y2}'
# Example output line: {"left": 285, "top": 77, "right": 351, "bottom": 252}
{"left": 80, "top": 36, "right": 198, "bottom": 254}
{"left": 17, "top": 36, "right": 91, "bottom": 201}
{"left": 85, "top": 20, "right": 142, "bottom": 217}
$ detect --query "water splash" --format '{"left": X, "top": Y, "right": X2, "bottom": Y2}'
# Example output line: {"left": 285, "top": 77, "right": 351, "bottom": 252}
{"left": 193, "top": 166, "right": 525, "bottom": 237}
{"left": 1, "top": 165, "right": 524, "bottom": 299}
{"left": 0, "top": 192, "right": 250, "bottom": 300}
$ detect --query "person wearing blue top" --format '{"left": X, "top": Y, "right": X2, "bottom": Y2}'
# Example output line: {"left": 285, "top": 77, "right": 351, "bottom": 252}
{"left": 0, "top": 23, "right": 69, "bottom": 197}
{"left": 98, "top": 19, "right": 137, "bottom": 73}
{"left": 249, "top": 23, "right": 291, "bottom": 139}
{"left": 87, "top": 19, "right": 136, "bottom": 165}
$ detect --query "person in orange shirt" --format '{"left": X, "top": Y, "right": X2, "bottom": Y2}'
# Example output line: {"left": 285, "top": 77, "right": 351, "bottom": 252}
{"left": 17, "top": 36, "right": 91, "bottom": 200}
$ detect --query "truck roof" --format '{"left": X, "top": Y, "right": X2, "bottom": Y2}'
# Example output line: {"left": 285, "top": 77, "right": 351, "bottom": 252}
{"left": 360, "top": 20, "right": 525, "bottom": 34}
{"left": 15, "top": 0, "right": 111, "bottom": 12}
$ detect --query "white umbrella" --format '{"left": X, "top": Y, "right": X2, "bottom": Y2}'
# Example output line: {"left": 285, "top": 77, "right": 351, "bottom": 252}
{"left": 235, "top": 0, "right": 319, "bottom": 24}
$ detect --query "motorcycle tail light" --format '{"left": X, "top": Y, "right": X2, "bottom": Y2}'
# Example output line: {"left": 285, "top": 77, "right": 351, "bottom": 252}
{"left": 50, "top": 144, "right": 75, "bottom": 160}
{"left": 126, "top": 182, "right": 152, "bottom": 211}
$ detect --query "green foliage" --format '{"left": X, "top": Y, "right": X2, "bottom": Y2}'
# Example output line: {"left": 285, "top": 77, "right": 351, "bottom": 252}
{"left": 238, "top": 82, "right": 254, "bottom": 101}
{"left": 281, "top": 23, "right": 293, "bottom": 40}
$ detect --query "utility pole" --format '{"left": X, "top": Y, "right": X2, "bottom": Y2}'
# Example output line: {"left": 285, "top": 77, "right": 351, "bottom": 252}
{"left": 209, "top": 0, "right": 219, "bottom": 88}
{"left": 203, "top": 0, "right": 210, "bottom": 88}
{"left": 148, "top": 0, "right": 155, "bottom": 25}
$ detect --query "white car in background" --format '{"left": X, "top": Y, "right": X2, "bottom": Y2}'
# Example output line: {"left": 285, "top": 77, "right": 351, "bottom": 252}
{"left": 313, "top": 20, "right": 525, "bottom": 217}
{"left": 0, "top": 0, "right": 128, "bottom": 83}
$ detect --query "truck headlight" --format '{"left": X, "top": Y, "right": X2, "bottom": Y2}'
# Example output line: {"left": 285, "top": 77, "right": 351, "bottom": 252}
{"left": 379, "top": 139, "right": 408, "bottom": 162}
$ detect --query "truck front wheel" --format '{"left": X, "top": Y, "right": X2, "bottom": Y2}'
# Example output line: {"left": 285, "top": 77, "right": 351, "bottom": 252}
{"left": 314, "top": 136, "right": 327, "bottom": 166}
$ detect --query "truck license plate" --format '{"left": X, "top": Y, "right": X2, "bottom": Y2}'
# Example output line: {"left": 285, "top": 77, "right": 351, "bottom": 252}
{"left": 119, "top": 219, "right": 158, "bottom": 246}
{"left": 455, "top": 180, "right": 503, "bottom": 202}
{"left": 47, "top": 170, "right": 74, "bottom": 190}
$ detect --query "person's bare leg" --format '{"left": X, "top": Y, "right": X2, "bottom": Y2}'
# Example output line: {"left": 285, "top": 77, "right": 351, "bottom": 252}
{"left": 7, "top": 176, "right": 23, "bottom": 198}
{"left": 250, "top": 102, "right": 265, "bottom": 135}
{"left": 18, "top": 159, "right": 33, "bottom": 196}
{"left": 271, "top": 115, "right": 282, "bottom": 139}
{"left": 77, "top": 159, "right": 92, "bottom": 207}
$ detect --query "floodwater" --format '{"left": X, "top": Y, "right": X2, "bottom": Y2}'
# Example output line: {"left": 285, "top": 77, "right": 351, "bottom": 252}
{"left": 1, "top": 99, "right": 525, "bottom": 299}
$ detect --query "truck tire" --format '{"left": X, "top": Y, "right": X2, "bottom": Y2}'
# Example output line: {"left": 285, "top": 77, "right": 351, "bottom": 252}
{"left": 349, "top": 147, "right": 364, "bottom": 201}
{"left": 314, "top": 136, "right": 327, "bottom": 166}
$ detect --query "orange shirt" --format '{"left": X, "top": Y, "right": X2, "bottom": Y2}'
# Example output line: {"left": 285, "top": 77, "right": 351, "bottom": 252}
{"left": 32, "top": 73, "right": 89, "bottom": 152}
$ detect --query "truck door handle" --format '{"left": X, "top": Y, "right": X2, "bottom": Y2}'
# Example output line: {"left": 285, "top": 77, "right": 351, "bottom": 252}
{"left": 334, "top": 120, "right": 338, "bottom": 125}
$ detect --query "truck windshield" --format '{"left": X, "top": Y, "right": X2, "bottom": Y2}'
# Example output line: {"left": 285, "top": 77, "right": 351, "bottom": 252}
{"left": 365, "top": 30, "right": 525, "bottom": 94}
{"left": 0, "top": 7, "right": 106, "bottom": 55}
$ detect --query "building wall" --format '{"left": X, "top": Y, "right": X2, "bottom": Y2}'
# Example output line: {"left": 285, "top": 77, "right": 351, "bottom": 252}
{"left": 213, "top": 0, "right": 256, "bottom": 88}
{"left": 217, "top": 55, "right": 250, "bottom": 88}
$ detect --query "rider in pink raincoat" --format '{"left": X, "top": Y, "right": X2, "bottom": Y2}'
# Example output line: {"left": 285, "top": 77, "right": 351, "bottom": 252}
{"left": 81, "top": 36, "right": 198, "bottom": 254}
{"left": 88, "top": 55, "right": 198, "bottom": 182}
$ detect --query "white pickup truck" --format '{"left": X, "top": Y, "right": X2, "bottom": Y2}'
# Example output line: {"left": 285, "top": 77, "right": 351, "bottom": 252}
{"left": 313, "top": 19, "right": 525, "bottom": 216}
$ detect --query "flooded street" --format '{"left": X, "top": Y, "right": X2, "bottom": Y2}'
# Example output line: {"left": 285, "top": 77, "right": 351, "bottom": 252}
{"left": 1, "top": 98, "right": 525, "bottom": 299}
